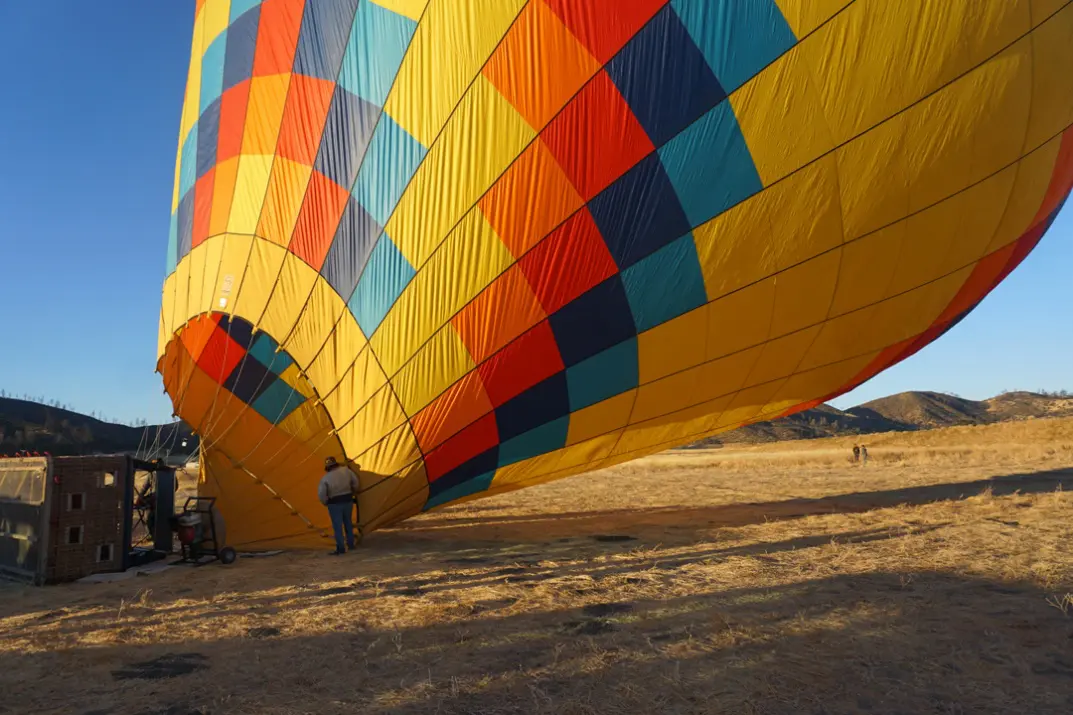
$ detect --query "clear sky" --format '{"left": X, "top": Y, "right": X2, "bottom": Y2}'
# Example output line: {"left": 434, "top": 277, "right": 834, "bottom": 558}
{"left": 0, "top": 2, "right": 1068, "bottom": 425}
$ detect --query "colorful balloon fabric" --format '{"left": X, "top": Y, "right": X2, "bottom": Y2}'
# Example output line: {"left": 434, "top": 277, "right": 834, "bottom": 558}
{"left": 159, "top": 0, "right": 1073, "bottom": 548}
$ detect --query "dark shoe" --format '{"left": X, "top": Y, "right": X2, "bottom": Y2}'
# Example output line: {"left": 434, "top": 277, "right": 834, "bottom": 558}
{"left": 328, "top": 550, "right": 344, "bottom": 556}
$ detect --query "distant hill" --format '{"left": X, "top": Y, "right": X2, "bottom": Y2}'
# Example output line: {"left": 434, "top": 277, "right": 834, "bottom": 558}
{"left": 0, "top": 397, "right": 196, "bottom": 460}
{"left": 691, "top": 391, "right": 1073, "bottom": 447}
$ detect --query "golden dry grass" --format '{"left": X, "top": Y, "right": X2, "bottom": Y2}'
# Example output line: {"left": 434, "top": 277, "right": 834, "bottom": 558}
{"left": 3, "top": 418, "right": 1073, "bottom": 714}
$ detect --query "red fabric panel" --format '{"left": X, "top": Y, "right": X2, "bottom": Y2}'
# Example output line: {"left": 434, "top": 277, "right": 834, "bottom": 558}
{"left": 542, "top": 71, "right": 654, "bottom": 200}
{"left": 410, "top": 372, "right": 493, "bottom": 453}
{"left": 425, "top": 413, "right": 499, "bottom": 482}
{"left": 520, "top": 208, "right": 618, "bottom": 313}
{"left": 180, "top": 314, "right": 219, "bottom": 362}
{"left": 477, "top": 321, "right": 565, "bottom": 406}
{"left": 192, "top": 168, "right": 215, "bottom": 249}
{"left": 252, "top": 0, "right": 304, "bottom": 77}
{"left": 289, "top": 171, "right": 350, "bottom": 269}
{"left": 544, "top": 0, "right": 668, "bottom": 64}
{"left": 196, "top": 328, "right": 245, "bottom": 384}
{"left": 216, "top": 80, "right": 251, "bottom": 163}
{"left": 276, "top": 74, "right": 336, "bottom": 166}
{"left": 1033, "top": 127, "right": 1073, "bottom": 225}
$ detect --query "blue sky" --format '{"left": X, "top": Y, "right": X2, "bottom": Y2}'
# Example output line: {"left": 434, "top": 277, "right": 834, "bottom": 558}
{"left": 0, "top": 2, "right": 1068, "bottom": 425}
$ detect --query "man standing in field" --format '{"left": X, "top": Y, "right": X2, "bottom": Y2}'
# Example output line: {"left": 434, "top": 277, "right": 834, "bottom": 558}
{"left": 318, "top": 456, "right": 360, "bottom": 555}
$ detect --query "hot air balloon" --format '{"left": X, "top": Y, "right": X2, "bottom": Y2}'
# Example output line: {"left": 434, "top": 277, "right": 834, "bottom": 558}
{"left": 159, "top": 0, "right": 1073, "bottom": 549}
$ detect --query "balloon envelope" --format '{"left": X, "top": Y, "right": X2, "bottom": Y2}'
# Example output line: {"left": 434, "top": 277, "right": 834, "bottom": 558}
{"left": 159, "top": 0, "right": 1073, "bottom": 548}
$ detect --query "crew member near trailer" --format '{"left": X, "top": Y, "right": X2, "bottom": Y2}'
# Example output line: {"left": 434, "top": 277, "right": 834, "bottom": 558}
{"left": 318, "top": 456, "right": 359, "bottom": 555}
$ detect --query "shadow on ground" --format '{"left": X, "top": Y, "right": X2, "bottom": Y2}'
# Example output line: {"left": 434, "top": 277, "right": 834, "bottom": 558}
{"left": 379, "top": 468, "right": 1073, "bottom": 545}
{"left": 3, "top": 570, "right": 1072, "bottom": 715}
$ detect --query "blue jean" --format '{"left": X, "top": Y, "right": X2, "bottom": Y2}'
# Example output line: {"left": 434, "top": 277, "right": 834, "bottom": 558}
{"left": 327, "top": 501, "right": 355, "bottom": 552}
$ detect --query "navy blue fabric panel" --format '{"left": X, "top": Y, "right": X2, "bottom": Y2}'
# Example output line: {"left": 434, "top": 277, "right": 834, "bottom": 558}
{"left": 176, "top": 190, "right": 196, "bottom": 262}
{"left": 495, "top": 372, "right": 570, "bottom": 442}
{"left": 429, "top": 448, "right": 500, "bottom": 496}
{"left": 294, "top": 0, "right": 360, "bottom": 81}
{"left": 196, "top": 98, "right": 221, "bottom": 179}
{"left": 314, "top": 87, "right": 379, "bottom": 190}
{"left": 321, "top": 195, "right": 381, "bottom": 299}
{"left": 222, "top": 6, "right": 261, "bottom": 91}
{"left": 217, "top": 315, "right": 254, "bottom": 350}
{"left": 223, "top": 355, "right": 277, "bottom": 405}
{"left": 607, "top": 5, "right": 725, "bottom": 147}
{"left": 549, "top": 275, "right": 638, "bottom": 367}
{"left": 589, "top": 154, "right": 692, "bottom": 269}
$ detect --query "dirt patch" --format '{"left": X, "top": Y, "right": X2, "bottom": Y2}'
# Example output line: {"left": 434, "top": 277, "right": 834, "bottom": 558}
{"left": 112, "top": 653, "right": 208, "bottom": 681}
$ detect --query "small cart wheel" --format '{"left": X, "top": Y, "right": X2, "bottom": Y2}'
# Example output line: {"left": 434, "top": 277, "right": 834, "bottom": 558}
{"left": 219, "top": 547, "right": 237, "bottom": 565}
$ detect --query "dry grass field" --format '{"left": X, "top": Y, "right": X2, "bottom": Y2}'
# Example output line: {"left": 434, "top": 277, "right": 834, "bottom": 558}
{"left": 3, "top": 418, "right": 1073, "bottom": 714}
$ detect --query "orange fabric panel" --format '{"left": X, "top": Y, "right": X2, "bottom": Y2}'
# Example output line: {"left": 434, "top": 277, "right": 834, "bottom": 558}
{"left": 410, "top": 371, "right": 492, "bottom": 453}
{"left": 478, "top": 138, "right": 584, "bottom": 258}
{"left": 483, "top": 1, "right": 601, "bottom": 130}
{"left": 209, "top": 156, "right": 239, "bottom": 236}
{"left": 452, "top": 265, "right": 547, "bottom": 364}
{"left": 179, "top": 313, "right": 218, "bottom": 362}
{"left": 241, "top": 74, "right": 291, "bottom": 155}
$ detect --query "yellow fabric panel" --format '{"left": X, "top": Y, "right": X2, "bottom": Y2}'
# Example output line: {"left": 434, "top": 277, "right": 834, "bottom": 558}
{"left": 829, "top": 223, "right": 905, "bottom": 316}
{"left": 492, "top": 435, "right": 619, "bottom": 488}
{"left": 745, "top": 326, "right": 822, "bottom": 388}
{"left": 383, "top": 0, "right": 526, "bottom": 146}
{"left": 276, "top": 395, "right": 335, "bottom": 444}
{"left": 392, "top": 325, "right": 475, "bottom": 415}
{"left": 770, "top": 249, "right": 841, "bottom": 337}
{"left": 171, "top": 257, "right": 194, "bottom": 337}
{"left": 773, "top": 0, "right": 851, "bottom": 37}
{"left": 181, "top": 243, "right": 211, "bottom": 325}
{"left": 356, "top": 461, "right": 426, "bottom": 527}
{"left": 259, "top": 253, "right": 318, "bottom": 340}
{"left": 637, "top": 306, "right": 707, "bottom": 384}
{"left": 278, "top": 363, "right": 315, "bottom": 399}
{"left": 713, "top": 382, "right": 786, "bottom": 432}
{"left": 353, "top": 423, "right": 422, "bottom": 479}
{"left": 372, "top": 210, "right": 513, "bottom": 374}
{"left": 567, "top": 391, "right": 635, "bottom": 446}
{"left": 888, "top": 170, "right": 1017, "bottom": 296}
{"left": 282, "top": 279, "right": 349, "bottom": 370}
{"left": 613, "top": 396, "right": 734, "bottom": 456}
{"left": 362, "top": 477, "right": 429, "bottom": 532}
{"left": 796, "top": 0, "right": 1030, "bottom": 148}
{"left": 194, "top": 237, "right": 227, "bottom": 317}
{"left": 179, "top": 12, "right": 206, "bottom": 151}
{"left": 1025, "top": 5, "right": 1073, "bottom": 149}
{"left": 986, "top": 136, "right": 1062, "bottom": 252}
{"left": 200, "top": 448, "right": 297, "bottom": 547}
{"left": 902, "top": 42, "right": 1032, "bottom": 215}
{"left": 370, "top": 0, "right": 428, "bottom": 22}
{"left": 834, "top": 116, "right": 911, "bottom": 240}
{"left": 632, "top": 347, "right": 763, "bottom": 427}
{"left": 156, "top": 308, "right": 168, "bottom": 364}
{"left": 387, "top": 76, "right": 536, "bottom": 267}
{"left": 304, "top": 319, "right": 371, "bottom": 398}
{"left": 211, "top": 233, "right": 255, "bottom": 314}
{"left": 241, "top": 74, "right": 292, "bottom": 155}
{"left": 226, "top": 154, "right": 274, "bottom": 235}
{"left": 705, "top": 279, "right": 776, "bottom": 360}
{"left": 335, "top": 386, "right": 408, "bottom": 459}
{"left": 256, "top": 158, "right": 313, "bottom": 247}
{"left": 202, "top": 0, "right": 230, "bottom": 48}
{"left": 732, "top": 46, "right": 836, "bottom": 185}
{"left": 232, "top": 237, "right": 286, "bottom": 323}
{"left": 802, "top": 267, "right": 973, "bottom": 372}
{"left": 160, "top": 272, "right": 178, "bottom": 355}
{"left": 762, "top": 353, "right": 877, "bottom": 417}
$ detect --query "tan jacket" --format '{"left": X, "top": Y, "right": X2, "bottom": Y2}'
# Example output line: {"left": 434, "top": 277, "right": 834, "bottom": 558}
{"left": 318, "top": 467, "right": 359, "bottom": 505}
